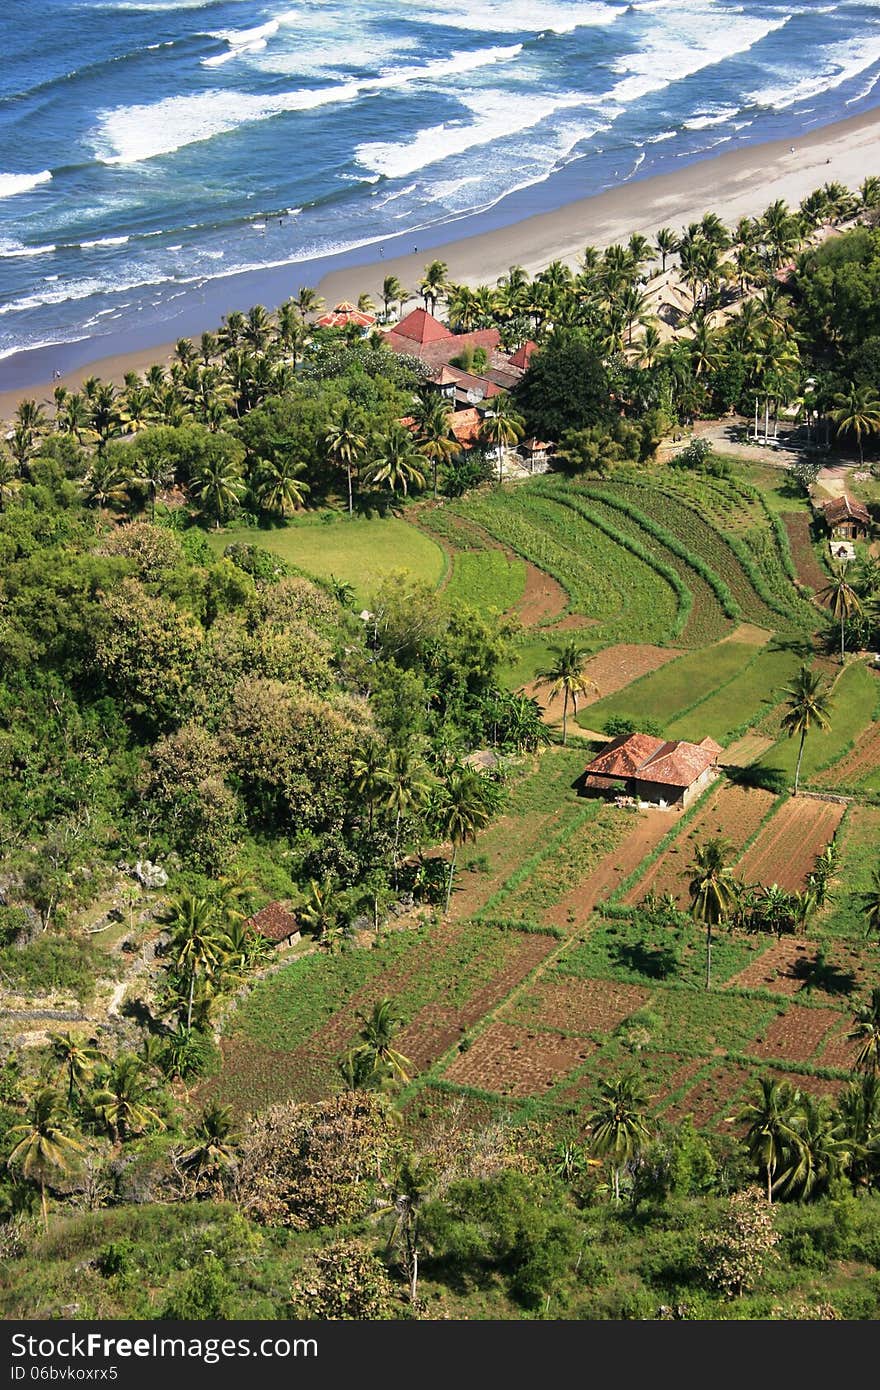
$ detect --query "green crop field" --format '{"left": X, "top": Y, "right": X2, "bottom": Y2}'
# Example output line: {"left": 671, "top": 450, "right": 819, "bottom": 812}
{"left": 208, "top": 513, "right": 445, "bottom": 600}
{"left": 443, "top": 549, "right": 526, "bottom": 615}
{"left": 664, "top": 642, "right": 804, "bottom": 743}
{"left": 580, "top": 640, "right": 756, "bottom": 734}
{"left": 818, "top": 805, "right": 880, "bottom": 941}
{"left": 757, "top": 662, "right": 879, "bottom": 783}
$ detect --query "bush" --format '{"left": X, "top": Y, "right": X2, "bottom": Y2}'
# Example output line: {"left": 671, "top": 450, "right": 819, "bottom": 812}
{"left": 604, "top": 715, "right": 664, "bottom": 739}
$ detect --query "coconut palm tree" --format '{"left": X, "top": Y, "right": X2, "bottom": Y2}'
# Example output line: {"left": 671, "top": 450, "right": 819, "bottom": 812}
{"left": 298, "top": 875, "right": 344, "bottom": 950}
{"left": 848, "top": 987, "right": 880, "bottom": 1078}
{"left": 181, "top": 1101, "right": 238, "bottom": 1195}
{"left": 688, "top": 838, "right": 739, "bottom": 989}
{"left": 92, "top": 1054, "right": 165, "bottom": 1143}
{"left": 351, "top": 738, "right": 387, "bottom": 834}
{"left": 7, "top": 1088, "right": 85, "bottom": 1231}
{"left": 349, "top": 998, "right": 411, "bottom": 1085}
{"left": 381, "top": 274, "right": 407, "bottom": 321}
{"left": 365, "top": 424, "right": 426, "bottom": 497}
{"left": 162, "top": 894, "right": 226, "bottom": 1032}
{"left": 254, "top": 457, "right": 310, "bottom": 516}
{"left": 860, "top": 869, "right": 880, "bottom": 940}
{"left": 446, "top": 284, "right": 482, "bottom": 333}
{"left": 534, "top": 640, "right": 598, "bottom": 746}
{"left": 294, "top": 286, "right": 324, "bottom": 319}
{"left": 83, "top": 455, "right": 130, "bottom": 511}
{"left": 655, "top": 227, "right": 679, "bottom": 273}
{"left": 418, "top": 260, "right": 448, "bottom": 315}
{"left": 479, "top": 394, "right": 526, "bottom": 485}
{"left": 191, "top": 454, "right": 245, "bottom": 527}
{"left": 586, "top": 1074, "right": 652, "bottom": 1201}
{"left": 773, "top": 1093, "right": 850, "bottom": 1201}
{"left": 50, "top": 1032, "right": 103, "bottom": 1107}
{"left": 831, "top": 384, "right": 880, "bottom": 466}
{"left": 325, "top": 406, "right": 368, "bottom": 514}
{"left": 436, "top": 764, "right": 498, "bottom": 914}
{"left": 378, "top": 746, "right": 433, "bottom": 888}
{"left": 0, "top": 451, "right": 20, "bottom": 512}
{"left": 737, "top": 1077, "right": 803, "bottom": 1203}
{"left": 820, "top": 561, "right": 863, "bottom": 665}
{"left": 412, "top": 396, "right": 458, "bottom": 498}
{"left": 780, "top": 664, "right": 833, "bottom": 795}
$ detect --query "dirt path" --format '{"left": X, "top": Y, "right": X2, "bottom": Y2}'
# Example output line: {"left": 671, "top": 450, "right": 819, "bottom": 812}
{"left": 543, "top": 808, "right": 672, "bottom": 929}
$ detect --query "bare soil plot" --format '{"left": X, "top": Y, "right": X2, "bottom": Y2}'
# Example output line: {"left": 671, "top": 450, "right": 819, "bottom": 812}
{"left": 816, "top": 721, "right": 880, "bottom": 787}
{"left": 661, "top": 1062, "right": 754, "bottom": 1128}
{"left": 447, "top": 811, "right": 551, "bottom": 920}
{"left": 442, "top": 1021, "right": 593, "bottom": 1096}
{"left": 724, "top": 939, "right": 817, "bottom": 995}
{"left": 750, "top": 1006, "right": 842, "bottom": 1063}
{"left": 543, "top": 809, "right": 671, "bottom": 927}
{"left": 577, "top": 643, "right": 684, "bottom": 706}
{"left": 814, "top": 1026, "right": 860, "bottom": 1070}
{"left": 517, "top": 561, "right": 570, "bottom": 627}
{"left": 396, "top": 931, "right": 557, "bottom": 1070}
{"left": 505, "top": 975, "right": 649, "bottom": 1034}
{"left": 653, "top": 1055, "right": 711, "bottom": 1105}
{"left": 736, "top": 798, "right": 846, "bottom": 893}
{"left": 782, "top": 513, "right": 829, "bottom": 596}
{"left": 626, "top": 783, "right": 776, "bottom": 907}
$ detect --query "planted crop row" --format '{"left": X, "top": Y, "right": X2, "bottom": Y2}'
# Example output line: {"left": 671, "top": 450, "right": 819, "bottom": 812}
{"left": 455, "top": 490, "right": 681, "bottom": 644}
{"left": 540, "top": 482, "right": 737, "bottom": 645}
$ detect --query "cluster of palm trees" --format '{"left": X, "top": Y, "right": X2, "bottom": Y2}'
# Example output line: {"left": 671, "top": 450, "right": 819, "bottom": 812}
{"left": 820, "top": 554, "right": 880, "bottom": 664}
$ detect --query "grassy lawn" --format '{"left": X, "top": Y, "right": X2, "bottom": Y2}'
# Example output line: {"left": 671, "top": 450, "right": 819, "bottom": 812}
{"left": 207, "top": 513, "right": 445, "bottom": 601}
{"left": 500, "top": 636, "right": 557, "bottom": 691}
{"left": 665, "top": 642, "right": 804, "bottom": 743}
{"left": 757, "top": 662, "right": 879, "bottom": 782}
{"left": 579, "top": 640, "right": 755, "bottom": 734}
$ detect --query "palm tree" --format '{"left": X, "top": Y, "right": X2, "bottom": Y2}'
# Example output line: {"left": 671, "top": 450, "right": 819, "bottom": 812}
{"left": 349, "top": 998, "right": 411, "bottom": 1085}
{"left": 50, "top": 1032, "right": 103, "bottom": 1107}
{"left": 325, "top": 407, "right": 367, "bottom": 515}
{"left": 365, "top": 424, "right": 426, "bottom": 497}
{"left": 586, "top": 1074, "right": 652, "bottom": 1201}
{"left": 773, "top": 1093, "right": 850, "bottom": 1201}
{"left": 737, "top": 1077, "right": 803, "bottom": 1203}
{"left": 92, "top": 1054, "right": 165, "bottom": 1143}
{"left": 7, "top": 1088, "right": 85, "bottom": 1231}
{"left": 299, "top": 875, "right": 344, "bottom": 949}
{"left": 655, "top": 227, "right": 678, "bottom": 273}
{"left": 380, "top": 1157, "right": 429, "bottom": 1303}
{"left": 436, "top": 765, "right": 498, "bottom": 914}
{"left": 162, "top": 894, "right": 226, "bottom": 1032}
{"left": 480, "top": 394, "right": 525, "bottom": 484}
{"left": 688, "top": 838, "right": 739, "bottom": 989}
{"left": 381, "top": 275, "right": 407, "bottom": 321}
{"left": 780, "top": 664, "right": 833, "bottom": 795}
{"left": 534, "top": 640, "right": 598, "bottom": 745}
{"left": 860, "top": 868, "right": 880, "bottom": 939}
{"left": 0, "top": 451, "right": 20, "bottom": 512}
{"left": 254, "top": 457, "right": 310, "bottom": 516}
{"left": 294, "top": 286, "right": 324, "bottom": 319}
{"left": 820, "top": 561, "right": 863, "bottom": 665}
{"left": 418, "top": 260, "right": 448, "bottom": 315}
{"left": 831, "top": 384, "right": 880, "bottom": 465}
{"left": 848, "top": 987, "right": 880, "bottom": 1077}
{"left": 412, "top": 396, "right": 458, "bottom": 497}
{"left": 83, "top": 454, "right": 130, "bottom": 510}
{"left": 181, "top": 1101, "right": 238, "bottom": 1195}
{"left": 351, "top": 738, "right": 387, "bottom": 834}
{"left": 191, "top": 454, "right": 245, "bottom": 527}
{"left": 378, "top": 746, "right": 433, "bottom": 888}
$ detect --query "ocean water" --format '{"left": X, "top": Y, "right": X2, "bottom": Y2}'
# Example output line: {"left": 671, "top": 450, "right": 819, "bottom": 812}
{"left": 2, "top": 0, "right": 880, "bottom": 373}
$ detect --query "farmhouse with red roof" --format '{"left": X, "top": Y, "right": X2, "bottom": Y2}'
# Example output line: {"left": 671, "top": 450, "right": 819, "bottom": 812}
{"left": 582, "top": 732, "right": 722, "bottom": 809}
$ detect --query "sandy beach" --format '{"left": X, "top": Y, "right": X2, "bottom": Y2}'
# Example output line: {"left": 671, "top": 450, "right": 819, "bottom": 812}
{"left": 3, "top": 103, "right": 879, "bottom": 422}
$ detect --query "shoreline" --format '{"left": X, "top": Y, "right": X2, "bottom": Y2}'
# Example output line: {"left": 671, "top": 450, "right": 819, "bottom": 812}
{"left": 3, "top": 103, "right": 880, "bottom": 419}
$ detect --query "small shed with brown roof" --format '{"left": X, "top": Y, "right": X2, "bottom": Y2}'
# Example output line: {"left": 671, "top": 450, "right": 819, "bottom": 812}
{"left": 582, "top": 733, "right": 722, "bottom": 809}
{"left": 245, "top": 902, "right": 301, "bottom": 948}
{"left": 823, "top": 494, "right": 871, "bottom": 539}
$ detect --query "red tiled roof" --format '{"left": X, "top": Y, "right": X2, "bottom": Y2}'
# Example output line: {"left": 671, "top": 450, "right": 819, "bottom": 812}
{"left": 245, "top": 902, "right": 299, "bottom": 943}
{"left": 584, "top": 732, "right": 719, "bottom": 789}
{"left": 431, "top": 365, "right": 502, "bottom": 398}
{"left": 823, "top": 494, "right": 870, "bottom": 526}
{"left": 449, "top": 407, "right": 484, "bottom": 446}
{"left": 315, "top": 300, "right": 376, "bottom": 329}
{"left": 387, "top": 307, "right": 452, "bottom": 344}
{"left": 508, "top": 340, "right": 539, "bottom": 370}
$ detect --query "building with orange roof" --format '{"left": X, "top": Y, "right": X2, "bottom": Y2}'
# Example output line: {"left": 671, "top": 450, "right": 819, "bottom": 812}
{"left": 383, "top": 308, "right": 501, "bottom": 368}
{"left": 582, "top": 733, "right": 722, "bottom": 809}
{"left": 315, "top": 300, "right": 376, "bottom": 330}
{"left": 822, "top": 494, "right": 871, "bottom": 540}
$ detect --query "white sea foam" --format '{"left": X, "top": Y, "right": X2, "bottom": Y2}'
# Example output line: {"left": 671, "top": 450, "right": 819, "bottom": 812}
{"left": 684, "top": 106, "right": 740, "bottom": 130}
{"left": 0, "top": 240, "right": 56, "bottom": 258}
{"left": 80, "top": 235, "right": 130, "bottom": 248}
{"left": 416, "top": 0, "right": 619, "bottom": 34}
{"left": 750, "top": 32, "right": 880, "bottom": 109}
{"left": 0, "top": 169, "right": 52, "bottom": 198}
{"left": 0, "top": 272, "right": 191, "bottom": 318}
{"left": 93, "top": 43, "right": 524, "bottom": 163}
{"left": 605, "top": 8, "right": 792, "bottom": 107}
{"left": 356, "top": 90, "right": 591, "bottom": 180}
{"left": 202, "top": 19, "right": 281, "bottom": 67}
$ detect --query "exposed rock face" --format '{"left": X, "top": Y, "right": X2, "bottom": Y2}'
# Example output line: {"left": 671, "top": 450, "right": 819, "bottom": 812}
{"left": 133, "top": 860, "right": 168, "bottom": 889}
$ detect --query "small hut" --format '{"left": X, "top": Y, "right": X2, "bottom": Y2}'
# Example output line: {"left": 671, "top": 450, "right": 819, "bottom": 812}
{"left": 823, "top": 495, "right": 871, "bottom": 540}
{"left": 245, "top": 902, "right": 300, "bottom": 949}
